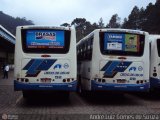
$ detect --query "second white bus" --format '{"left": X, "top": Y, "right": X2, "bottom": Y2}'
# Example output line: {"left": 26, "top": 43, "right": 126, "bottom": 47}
{"left": 77, "top": 29, "right": 150, "bottom": 92}
{"left": 14, "top": 26, "right": 77, "bottom": 98}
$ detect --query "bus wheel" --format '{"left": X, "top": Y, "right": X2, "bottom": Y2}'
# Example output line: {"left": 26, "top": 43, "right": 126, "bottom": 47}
{"left": 78, "top": 84, "right": 82, "bottom": 94}
{"left": 78, "top": 84, "right": 86, "bottom": 97}
{"left": 63, "top": 92, "right": 70, "bottom": 99}
{"left": 22, "top": 91, "right": 30, "bottom": 99}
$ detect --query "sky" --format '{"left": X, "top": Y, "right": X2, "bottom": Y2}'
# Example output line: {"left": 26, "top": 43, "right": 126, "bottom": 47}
{"left": 0, "top": 0, "right": 157, "bottom": 26}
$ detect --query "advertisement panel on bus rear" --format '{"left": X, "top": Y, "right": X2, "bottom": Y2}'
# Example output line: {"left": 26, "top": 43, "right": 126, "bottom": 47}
{"left": 26, "top": 30, "right": 64, "bottom": 49}
{"left": 104, "top": 33, "right": 139, "bottom": 52}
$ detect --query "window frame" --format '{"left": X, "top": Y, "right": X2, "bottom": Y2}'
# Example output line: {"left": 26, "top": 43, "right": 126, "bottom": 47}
{"left": 99, "top": 32, "right": 145, "bottom": 57}
{"left": 21, "top": 29, "right": 71, "bottom": 54}
{"left": 157, "top": 39, "right": 160, "bottom": 57}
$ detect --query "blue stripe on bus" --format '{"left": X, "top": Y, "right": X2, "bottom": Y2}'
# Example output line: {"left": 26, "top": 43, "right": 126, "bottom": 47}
{"left": 23, "top": 59, "right": 57, "bottom": 77}
{"left": 91, "top": 80, "right": 149, "bottom": 92}
{"left": 104, "top": 61, "right": 120, "bottom": 76}
{"left": 14, "top": 80, "right": 77, "bottom": 91}
{"left": 23, "top": 59, "right": 35, "bottom": 70}
{"left": 26, "top": 59, "right": 44, "bottom": 75}
{"left": 101, "top": 61, "right": 132, "bottom": 78}
{"left": 101, "top": 61, "right": 112, "bottom": 71}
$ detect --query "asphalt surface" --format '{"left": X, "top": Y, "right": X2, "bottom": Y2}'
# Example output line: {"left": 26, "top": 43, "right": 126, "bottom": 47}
{"left": 0, "top": 71, "right": 160, "bottom": 120}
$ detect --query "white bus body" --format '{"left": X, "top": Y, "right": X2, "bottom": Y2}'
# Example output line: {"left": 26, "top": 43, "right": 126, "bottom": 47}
{"left": 14, "top": 26, "right": 77, "bottom": 93}
{"left": 150, "top": 35, "right": 160, "bottom": 90}
{"left": 77, "top": 29, "right": 150, "bottom": 92}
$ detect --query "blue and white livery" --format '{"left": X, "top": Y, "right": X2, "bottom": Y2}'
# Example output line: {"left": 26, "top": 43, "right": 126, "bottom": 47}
{"left": 14, "top": 26, "right": 77, "bottom": 98}
{"left": 77, "top": 29, "right": 150, "bottom": 92}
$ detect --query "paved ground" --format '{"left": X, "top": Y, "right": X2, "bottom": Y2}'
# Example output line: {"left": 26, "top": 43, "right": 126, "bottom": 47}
{"left": 0, "top": 71, "right": 160, "bottom": 120}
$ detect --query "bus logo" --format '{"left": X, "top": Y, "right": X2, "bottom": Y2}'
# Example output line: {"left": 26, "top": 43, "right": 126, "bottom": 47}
{"left": 138, "top": 66, "right": 143, "bottom": 71}
{"left": 64, "top": 63, "right": 69, "bottom": 69}
{"left": 54, "top": 64, "right": 62, "bottom": 69}
{"left": 129, "top": 67, "right": 136, "bottom": 72}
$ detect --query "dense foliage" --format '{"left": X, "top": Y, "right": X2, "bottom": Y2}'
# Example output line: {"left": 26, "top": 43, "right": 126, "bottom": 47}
{"left": 0, "top": 11, "right": 34, "bottom": 35}
{"left": 61, "top": 1, "right": 160, "bottom": 41}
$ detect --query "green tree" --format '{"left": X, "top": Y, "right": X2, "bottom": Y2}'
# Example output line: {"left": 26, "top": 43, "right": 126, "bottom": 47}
{"left": 98, "top": 17, "right": 105, "bottom": 28}
{"left": 70, "top": 18, "right": 98, "bottom": 42}
{"left": 106, "top": 14, "right": 121, "bottom": 28}
{"left": 126, "top": 6, "right": 140, "bottom": 29}
{"left": 122, "top": 18, "right": 128, "bottom": 28}
{"left": 71, "top": 18, "right": 90, "bottom": 41}
{"left": 60, "top": 23, "right": 70, "bottom": 27}
{"left": 143, "top": 2, "right": 160, "bottom": 33}
{"left": 0, "top": 11, "right": 34, "bottom": 35}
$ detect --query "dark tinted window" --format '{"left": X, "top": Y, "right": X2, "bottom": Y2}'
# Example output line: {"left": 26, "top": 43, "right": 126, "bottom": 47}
{"left": 99, "top": 32, "right": 145, "bottom": 56}
{"left": 157, "top": 39, "right": 160, "bottom": 57}
{"left": 77, "top": 36, "right": 93, "bottom": 61}
{"left": 21, "top": 29, "right": 71, "bottom": 54}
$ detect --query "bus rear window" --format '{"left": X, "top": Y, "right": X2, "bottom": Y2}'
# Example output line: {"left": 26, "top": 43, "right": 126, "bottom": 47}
{"left": 100, "top": 32, "right": 145, "bottom": 56}
{"left": 21, "top": 29, "right": 71, "bottom": 54}
{"left": 157, "top": 39, "right": 160, "bottom": 57}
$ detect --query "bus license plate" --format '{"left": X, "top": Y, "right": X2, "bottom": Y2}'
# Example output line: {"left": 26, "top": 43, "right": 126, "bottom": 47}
{"left": 41, "top": 79, "right": 51, "bottom": 83}
{"left": 117, "top": 79, "right": 126, "bottom": 83}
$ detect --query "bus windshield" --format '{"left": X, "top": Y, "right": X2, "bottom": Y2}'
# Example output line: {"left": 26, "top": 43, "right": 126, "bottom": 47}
{"left": 157, "top": 39, "right": 160, "bottom": 57}
{"left": 21, "top": 29, "right": 71, "bottom": 54}
{"left": 100, "top": 32, "right": 145, "bottom": 56}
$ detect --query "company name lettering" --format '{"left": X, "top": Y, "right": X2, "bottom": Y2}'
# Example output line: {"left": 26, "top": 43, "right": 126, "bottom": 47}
{"left": 44, "top": 71, "right": 70, "bottom": 75}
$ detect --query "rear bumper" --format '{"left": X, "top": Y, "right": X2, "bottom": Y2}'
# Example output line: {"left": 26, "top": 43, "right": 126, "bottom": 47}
{"left": 14, "top": 80, "right": 77, "bottom": 91}
{"left": 91, "top": 80, "right": 149, "bottom": 92}
{"left": 150, "top": 77, "right": 160, "bottom": 88}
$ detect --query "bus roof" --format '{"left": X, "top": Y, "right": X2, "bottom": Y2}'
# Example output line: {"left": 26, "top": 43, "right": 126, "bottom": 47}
{"left": 17, "top": 25, "right": 72, "bottom": 31}
{"left": 96, "top": 28, "right": 147, "bottom": 35}
{"left": 77, "top": 28, "right": 148, "bottom": 45}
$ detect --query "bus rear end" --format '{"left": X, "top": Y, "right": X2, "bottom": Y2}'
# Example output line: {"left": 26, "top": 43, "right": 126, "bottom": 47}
{"left": 14, "top": 26, "right": 77, "bottom": 96}
{"left": 91, "top": 29, "right": 150, "bottom": 92}
{"left": 150, "top": 35, "right": 160, "bottom": 90}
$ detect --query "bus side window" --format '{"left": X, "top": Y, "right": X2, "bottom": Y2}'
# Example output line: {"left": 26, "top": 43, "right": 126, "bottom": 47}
{"left": 78, "top": 44, "right": 82, "bottom": 61}
{"left": 85, "top": 37, "right": 93, "bottom": 61}
{"left": 149, "top": 42, "right": 151, "bottom": 61}
{"left": 80, "top": 44, "right": 83, "bottom": 61}
{"left": 82, "top": 42, "right": 85, "bottom": 61}
{"left": 89, "top": 37, "right": 93, "bottom": 61}
{"left": 77, "top": 46, "right": 80, "bottom": 61}
{"left": 84, "top": 41, "right": 87, "bottom": 60}
{"left": 86, "top": 39, "right": 90, "bottom": 60}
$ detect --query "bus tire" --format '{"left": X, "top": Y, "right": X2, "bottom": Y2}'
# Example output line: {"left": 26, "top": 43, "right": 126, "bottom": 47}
{"left": 63, "top": 92, "right": 70, "bottom": 99}
{"left": 77, "top": 76, "right": 85, "bottom": 96}
{"left": 78, "top": 83, "right": 82, "bottom": 94}
{"left": 22, "top": 91, "right": 30, "bottom": 99}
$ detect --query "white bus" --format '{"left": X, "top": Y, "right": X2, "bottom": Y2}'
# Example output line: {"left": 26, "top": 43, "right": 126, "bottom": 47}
{"left": 77, "top": 29, "right": 150, "bottom": 92}
{"left": 14, "top": 26, "right": 77, "bottom": 98}
{"left": 150, "top": 35, "right": 160, "bottom": 90}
